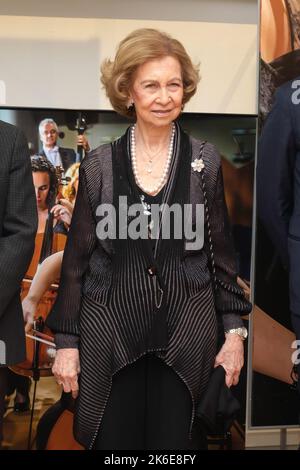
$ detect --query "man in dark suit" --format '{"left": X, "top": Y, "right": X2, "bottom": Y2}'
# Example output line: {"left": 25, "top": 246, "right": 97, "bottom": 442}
{"left": 0, "top": 120, "right": 37, "bottom": 446}
{"left": 39, "top": 118, "right": 77, "bottom": 172}
{"left": 257, "top": 77, "right": 300, "bottom": 388}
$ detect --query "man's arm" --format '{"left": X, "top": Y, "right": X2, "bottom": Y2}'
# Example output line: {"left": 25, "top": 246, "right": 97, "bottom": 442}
{"left": 257, "top": 85, "right": 296, "bottom": 267}
{"left": 0, "top": 127, "right": 37, "bottom": 319}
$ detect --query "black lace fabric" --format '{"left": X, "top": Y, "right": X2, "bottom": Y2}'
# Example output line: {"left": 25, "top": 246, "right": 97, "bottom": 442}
{"left": 286, "top": 0, "right": 300, "bottom": 49}
{"left": 260, "top": 1, "right": 300, "bottom": 127}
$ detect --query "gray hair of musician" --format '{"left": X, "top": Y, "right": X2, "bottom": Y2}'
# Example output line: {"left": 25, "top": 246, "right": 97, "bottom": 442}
{"left": 38, "top": 118, "right": 59, "bottom": 136}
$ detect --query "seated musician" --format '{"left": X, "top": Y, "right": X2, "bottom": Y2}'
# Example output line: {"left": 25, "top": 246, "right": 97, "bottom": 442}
{"left": 8, "top": 158, "right": 75, "bottom": 412}
{"left": 22, "top": 163, "right": 80, "bottom": 335}
{"left": 31, "top": 155, "right": 72, "bottom": 235}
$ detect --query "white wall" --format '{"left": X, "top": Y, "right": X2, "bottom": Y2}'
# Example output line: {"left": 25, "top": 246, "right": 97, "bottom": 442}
{"left": 0, "top": 0, "right": 258, "bottom": 24}
{"left": 0, "top": 16, "right": 257, "bottom": 114}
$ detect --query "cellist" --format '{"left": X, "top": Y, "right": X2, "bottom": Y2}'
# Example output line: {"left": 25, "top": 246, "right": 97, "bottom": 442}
{"left": 7, "top": 156, "right": 72, "bottom": 412}
{"left": 31, "top": 155, "right": 72, "bottom": 236}
{"left": 22, "top": 162, "right": 80, "bottom": 333}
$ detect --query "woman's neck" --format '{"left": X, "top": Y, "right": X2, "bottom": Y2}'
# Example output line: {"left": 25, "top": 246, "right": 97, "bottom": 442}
{"left": 134, "top": 121, "right": 173, "bottom": 154}
{"left": 37, "top": 205, "right": 48, "bottom": 214}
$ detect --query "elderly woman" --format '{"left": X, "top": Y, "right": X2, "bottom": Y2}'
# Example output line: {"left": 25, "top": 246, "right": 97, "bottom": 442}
{"left": 47, "top": 28, "right": 251, "bottom": 450}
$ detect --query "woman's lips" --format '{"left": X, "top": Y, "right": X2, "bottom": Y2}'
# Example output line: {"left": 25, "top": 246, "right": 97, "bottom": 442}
{"left": 152, "top": 109, "right": 172, "bottom": 116}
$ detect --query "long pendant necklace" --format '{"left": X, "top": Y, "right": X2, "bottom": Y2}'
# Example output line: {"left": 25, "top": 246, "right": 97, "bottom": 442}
{"left": 144, "top": 148, "right": 161, "bottom": 174}
{"left": 130, "top": 123, "right": 175, "bottom": 195}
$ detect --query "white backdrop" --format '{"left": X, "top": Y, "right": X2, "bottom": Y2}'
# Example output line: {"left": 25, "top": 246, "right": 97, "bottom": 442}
{"left": 0, "top": 16, "right": 258, "bottom": 114}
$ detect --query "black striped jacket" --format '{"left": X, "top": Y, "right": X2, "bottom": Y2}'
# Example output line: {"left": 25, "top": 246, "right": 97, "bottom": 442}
{"left": 47, "top": 130, "right": 251, "bottom": 448}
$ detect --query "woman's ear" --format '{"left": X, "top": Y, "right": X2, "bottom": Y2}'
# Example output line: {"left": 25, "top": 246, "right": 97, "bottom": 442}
{"left": 127, "top": 97, "right": 134, "bottom": 109}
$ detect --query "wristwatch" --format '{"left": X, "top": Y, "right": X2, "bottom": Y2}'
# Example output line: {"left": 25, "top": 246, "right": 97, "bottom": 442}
{"left": 225, "top": 327, "right": 248, "bottom": 340}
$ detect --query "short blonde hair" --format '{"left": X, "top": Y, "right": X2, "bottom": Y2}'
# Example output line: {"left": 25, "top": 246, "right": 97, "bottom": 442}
{"left": 101, "top": 28, "right": 200, "bottom": 118}
{"left": 62, "top": 163, "right": 80, "bottom": 202}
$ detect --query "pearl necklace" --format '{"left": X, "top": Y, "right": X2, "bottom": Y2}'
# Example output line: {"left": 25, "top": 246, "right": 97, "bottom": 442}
{"left": 130, "top": 123, "right": 175, "bottom": 195}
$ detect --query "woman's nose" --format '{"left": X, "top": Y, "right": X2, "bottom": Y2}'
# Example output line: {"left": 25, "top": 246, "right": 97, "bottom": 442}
{"left": 157, "top": 87, "right": 170, "bottom": 105}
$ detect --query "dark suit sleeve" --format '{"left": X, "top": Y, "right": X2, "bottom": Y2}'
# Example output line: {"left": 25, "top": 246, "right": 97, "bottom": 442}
{"left": 0, "top": 129, "right": 37, "bottom": 319}
{"left": 257, "top": 87, "right": 296, "bottom": 267}
{"left": 46, "top": 162, "right": 97, "bottom": 335}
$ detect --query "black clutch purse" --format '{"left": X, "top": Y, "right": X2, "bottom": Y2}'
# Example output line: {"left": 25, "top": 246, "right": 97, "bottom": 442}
{"left": 196, "top": 365, "right": 240, "bottom": 434}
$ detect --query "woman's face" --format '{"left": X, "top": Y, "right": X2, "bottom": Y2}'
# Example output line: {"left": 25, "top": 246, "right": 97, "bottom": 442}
{"left": 33, "top": 171, "right": 50, "bottom": 210}
{"left": 129, "top": 55, "right": 184, "bottom": 129}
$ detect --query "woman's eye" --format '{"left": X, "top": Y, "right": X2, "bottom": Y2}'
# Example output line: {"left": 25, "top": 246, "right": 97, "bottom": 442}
{"left": 145, "top": 83, "right": 156, "bottom": 89}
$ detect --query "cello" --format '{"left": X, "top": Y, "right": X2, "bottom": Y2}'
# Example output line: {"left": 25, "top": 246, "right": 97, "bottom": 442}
{"left": 36, "top": 393, "right": 83, "bottom": 450}
{"left": 34, "top": 122, "right": 89, "bottom": 449}
{"left": 17, "top": 161, "right": 83, "bottom": 449}
{"left": 11, "top": 165, "right": 68, "bottom": 378}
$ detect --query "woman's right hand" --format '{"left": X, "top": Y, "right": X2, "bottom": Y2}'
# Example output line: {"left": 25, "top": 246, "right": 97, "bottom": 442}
{"left": 56, "top": 198, "right": 74, "bottom": 215}
{"left": 22, "top": 296, "right": 37, "bottom": 333}
{"left": 52, "top": 348, "right": 80, "bottom": 399}
{"left": 51, "top": 203, "right": 72, "bottom": 229}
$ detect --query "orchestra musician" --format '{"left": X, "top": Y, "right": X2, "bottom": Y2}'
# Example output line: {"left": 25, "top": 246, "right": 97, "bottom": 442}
{"left": 22, "top": 163, "right": 80, "bottom": 332}
{"left": 31, "top": 155, "right": 72, "bottom": 235}
{"left": 6, "top": 156, "right": 74, "bottom": 413}
{"left": 39, "top": 118, "right": 90, "bottom": 171}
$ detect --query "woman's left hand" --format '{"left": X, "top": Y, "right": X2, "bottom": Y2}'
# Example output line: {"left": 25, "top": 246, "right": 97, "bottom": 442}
{"left": 214, "top": 334, "right": 244, "bottom": 387}
{"left": 51, "top": 203, "right": 72, "bottom": 228}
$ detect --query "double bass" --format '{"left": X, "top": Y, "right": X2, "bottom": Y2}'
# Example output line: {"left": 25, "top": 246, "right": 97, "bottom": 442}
{"left": 75, "top": 113, "right": 87, "bottom": 162}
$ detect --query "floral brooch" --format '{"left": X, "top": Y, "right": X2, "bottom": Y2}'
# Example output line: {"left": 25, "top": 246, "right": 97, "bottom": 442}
{"left": 191, "top": 158, "right": 205, "bottom": 173}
